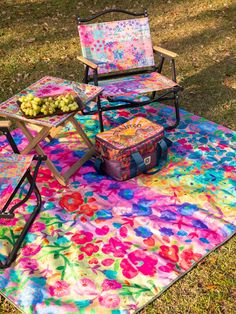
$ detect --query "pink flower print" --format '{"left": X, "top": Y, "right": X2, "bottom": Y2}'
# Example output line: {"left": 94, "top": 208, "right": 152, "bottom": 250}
{"left": 102, "top": 279, "right": 122, "bottom": 291}
{"left": 120, "top": 259, "right": 138, "bottom": 279}
{"left": 19, "top": 258, "right": 38, "bottom": 272}
{"left": 95, "top": 225, "right": 109, "bottom": 236}
{"left": 41, "top": 187, "right": 55, "bottom": 197}
{"left": 101, "top": 258, "right": 114, "bottom": 266}
{"left": 79, "top": 27, "right": 95, "bottom": 46}
{"left": 121, "top": 249, "right": 158, "bottom": 279}
{"left": 49, "top": 280, "right": 70, "bottom": 297}
{"left": 0, "top": 217, "right": 18, "bottom": 226}
{"left": 30, "top": 222, "right": 46, "bottom": 232}
{"left": 119, "top": 226, "right": 128, "bottom": 237}
{"left": 99, "top": 293, "right": 121, "bottom": 308}
{"left": 71, "top": 230, "right": 93, "bottom": 245}
{"left": 22, "top": 244, "right": 41, "bottom": 256}
{"left": 102, "top": 237, "right": 132, "bottom": 258}
{"left": 80, "top": 243, "right": 99, "bottom": 256}
{"left": 75, "top": 278, "right": 97, "bottom": 296}
{"left": 159, "top": 262, "right": 176, "bottom": 273}
{"left": 78, "top": 254, "right": 84, "bottom": 261}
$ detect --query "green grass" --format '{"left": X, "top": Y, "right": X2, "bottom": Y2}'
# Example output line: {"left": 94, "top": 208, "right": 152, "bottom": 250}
{"left": 0, "top": 0, "right": 236, "bottom": 313}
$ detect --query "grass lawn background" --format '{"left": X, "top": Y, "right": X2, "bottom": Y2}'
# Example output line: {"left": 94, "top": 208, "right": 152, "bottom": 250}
{"left": 0, "top": 0, "right": 235, "bottom": 313}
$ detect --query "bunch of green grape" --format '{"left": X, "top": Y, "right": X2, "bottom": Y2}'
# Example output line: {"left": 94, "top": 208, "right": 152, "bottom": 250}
{"left": 19, "top": 93, "right": 79, "bottom": 117}
{"left": 55, "top": 94, "right": 79, "bottom": 113}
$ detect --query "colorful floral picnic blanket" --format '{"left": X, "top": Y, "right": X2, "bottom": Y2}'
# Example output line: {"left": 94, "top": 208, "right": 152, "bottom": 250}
{"left": 0, "top": 103, "right": 235, "bottom": 314}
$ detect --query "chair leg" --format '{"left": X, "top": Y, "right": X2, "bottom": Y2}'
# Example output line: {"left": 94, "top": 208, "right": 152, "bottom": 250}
{"left": 0, "top": 127, "right": 45, "bottom": 268}
{"left": 97, "top": 96, "right": 104, "bottom": 132}
{"left": 0, "top": 190, "right": 41, "bottom": 269}
{"left": 0, "top": 168, "right": 42, "bottom": 269}
{"left": 165, "top": 92, "right": 180, "bottom": 130}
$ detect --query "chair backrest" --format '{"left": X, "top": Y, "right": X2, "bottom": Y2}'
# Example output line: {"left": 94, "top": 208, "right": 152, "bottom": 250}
{"left": 78, "top": 10, "right": 155, "bottom": 75}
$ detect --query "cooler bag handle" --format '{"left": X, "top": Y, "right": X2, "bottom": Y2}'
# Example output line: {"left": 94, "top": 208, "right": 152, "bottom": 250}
{"left": 94, "top": 157, "right": 103, "bottom": 174}
{"left": 131, "top": 138, "right": 171, "bottom": 175}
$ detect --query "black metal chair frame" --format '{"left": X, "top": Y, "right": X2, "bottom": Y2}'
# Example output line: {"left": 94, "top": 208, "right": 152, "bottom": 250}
{"left": 0, "top": 124, "right": 46, "bottom": 269}
{"left": 77, "top": 9, "right": 183, "bottom": 132}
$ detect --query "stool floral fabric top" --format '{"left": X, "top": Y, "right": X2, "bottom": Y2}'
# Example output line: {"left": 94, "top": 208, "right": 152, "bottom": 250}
{"left": 0, "top": 154, "right": 33, "bottom": 209}
{"left": 0, "top": 76, "right": 103, "bottom": 127}
{"left": 0, "top": 103, "right": 235, "bottom": 313}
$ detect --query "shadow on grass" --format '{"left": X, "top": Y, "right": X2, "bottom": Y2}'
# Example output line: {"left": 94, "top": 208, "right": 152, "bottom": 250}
{"left": 181, "top": 55, "right": 236, "bottom": 128}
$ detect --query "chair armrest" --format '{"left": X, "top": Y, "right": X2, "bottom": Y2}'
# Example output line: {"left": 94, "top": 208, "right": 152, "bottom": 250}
{"left": 153, "top": 46, "right": 178, "bottom": 59}
{"left": 77, "top": 56, "right": 98, "bottom": 70}
{"left": 0, "top": 120, "right": 12, "bottom": 129}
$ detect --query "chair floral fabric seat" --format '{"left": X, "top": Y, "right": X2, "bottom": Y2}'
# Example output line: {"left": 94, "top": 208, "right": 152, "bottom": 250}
{"left": 98, "top": 72, "right": 179, "bottom": 97}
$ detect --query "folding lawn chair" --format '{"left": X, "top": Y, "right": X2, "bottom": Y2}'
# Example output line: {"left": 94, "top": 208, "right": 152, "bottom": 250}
{"left": 0, "top": 121, "right": 46, "bottom": 268}
{"left": 77, "top": 8, "right": 183, "bottom": 132}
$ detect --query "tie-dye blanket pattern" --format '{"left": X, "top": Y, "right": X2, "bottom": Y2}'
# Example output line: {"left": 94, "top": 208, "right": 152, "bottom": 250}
{"left": 0, "top": 103, "right": 235, "bottom": 314}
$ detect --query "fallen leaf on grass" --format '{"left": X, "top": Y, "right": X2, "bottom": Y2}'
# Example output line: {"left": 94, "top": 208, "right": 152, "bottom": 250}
{"left": 26, "top": 37, "right": 36, "bottom": 43}
{"left": 223, "top": 76, "right": 236, "bottom": 89}
{"left": 204, "top": 284, "right": 217, "bottom": 291}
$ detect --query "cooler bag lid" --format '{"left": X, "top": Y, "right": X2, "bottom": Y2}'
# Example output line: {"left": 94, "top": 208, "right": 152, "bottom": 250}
{"left": 95, "top": 117, "right": 164, "bottom": 150}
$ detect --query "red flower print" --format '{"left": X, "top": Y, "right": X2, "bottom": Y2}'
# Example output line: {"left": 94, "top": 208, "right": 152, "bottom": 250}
{"left": 102, "top": 237, "right": 131, "bottom": 258}
{"left": 121, "top": 249, "right": 158, "bottom": 279}
{"left": 88, "top": 257, "right": 98, "bottom": 264}
{"left": 179, "top": 248, "right": 202, "bottom": 270}
{"left": 78, "top": 204, "right": 98, "bottom": 217}
{"left": 59, "top": 192, "right": 83, "bottom": 212}
{"left": 49, "top": 280, "right": 70, "bottom": 297}
{"left": 143, "top": 236, "right": 155, "bottom": 246}
{"left": 80, "top": 243, "right": 99, "bottom": 256}
{"left": 71, "top": 230, "right": 93, "bottom": 245}
{"left": 36, "top": 168, "right": 52, "bottom": 182}
{"left": 159, "top": 245, "right": 179, "bottom": 263}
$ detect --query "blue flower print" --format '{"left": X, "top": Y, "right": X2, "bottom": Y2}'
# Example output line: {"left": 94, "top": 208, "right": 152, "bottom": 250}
{"left": 192, "top": 219, "right": 208, "bottom": 229}
{"left": 160, "top": 210, "right": 177, "bottom": 221}
{"left": 131, "top": 198, "right": 155, "bottom": 216}
{"left": 118, "top": 189, "right": 134, "bottom": 200}
{"left": 160, "top": 228, "right": 174, "bottom": 236}
{"left": 0, "top": 275, "right": 8, "bottom": 289}
{"left": 83, "top": 172, "right": 105, "bottom": 183}
{"left": 134, "top": 226, "right": 153, "bottom": 238}
{"left": 178, "top": 203, "right": 199, "bottom": 216}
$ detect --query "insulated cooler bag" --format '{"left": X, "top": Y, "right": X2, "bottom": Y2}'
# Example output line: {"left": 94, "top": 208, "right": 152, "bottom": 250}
{"left": 94, "top": 117, "right": 172, "bottom": 181}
